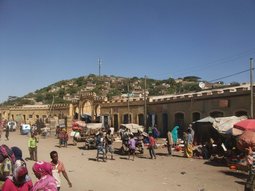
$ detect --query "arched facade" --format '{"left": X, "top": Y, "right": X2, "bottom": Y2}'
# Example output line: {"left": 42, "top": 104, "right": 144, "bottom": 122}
{"left": 100, "top": 85, "right": 254, "bottom": 136}
{"left": 0, "top": 85, "right": 253, "bottom": 136}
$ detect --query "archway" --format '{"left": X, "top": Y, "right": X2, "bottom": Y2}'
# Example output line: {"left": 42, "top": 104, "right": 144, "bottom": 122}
{"left": 210, "top": 111, "right": 224, "bottom": 118}
{"left": 113, "top": 114, "right": 119, "bottom": 132}
{"left": 174, "top": 112, "right": 185, "bottom": 138}
{"left": 192, "top": 112, "right": 201, "bottom": 122}
{"left": 162, "top": 113, "right": 168, "bottom": 137}
{"left": 235, "top": 110, "right": 248, "bottom": 117}
{"left": 82, "top": 100, "right": 92, "bottom": 116}
{"left": 95, "top": 104, "right": 101, "bottom": 118}
{"left": 138, "top": 114, "right": 144, "bottom": 126}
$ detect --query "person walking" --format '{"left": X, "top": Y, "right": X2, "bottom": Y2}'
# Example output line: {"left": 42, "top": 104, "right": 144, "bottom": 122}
{"left": 28, "top": 133, "right": 38, "bottom": 161}
{"left": 105, "top": 129, "right": 115, "bottom": 160}
{"left": 96, "top": 132, "right": 106, "bottom": 162}
{"left": 166, "top": 130, "right": 173, "bottom": 156}
{"left": 5, "top": 123, "right": 9, "bottom": 141}
{"left": 50, "top": 151, "right": 72, "bottom": 190}
{"left": 59, "top": 128, "right": 68, "bottom": 148}
{"left": 148, "top": 133, "right": 156, "bottom": 159}
{"left": 128, "top": 134, "right": 136, "bottom": 161}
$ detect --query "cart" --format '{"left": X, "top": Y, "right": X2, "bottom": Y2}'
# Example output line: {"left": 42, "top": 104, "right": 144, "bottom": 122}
{"left": 119, "top": 124, "right": 146, "bottom": 155}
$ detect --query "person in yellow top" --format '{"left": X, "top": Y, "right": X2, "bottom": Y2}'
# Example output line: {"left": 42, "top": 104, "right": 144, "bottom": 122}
{"left": 28, "top": 133, "right": 38, "bottom": 161}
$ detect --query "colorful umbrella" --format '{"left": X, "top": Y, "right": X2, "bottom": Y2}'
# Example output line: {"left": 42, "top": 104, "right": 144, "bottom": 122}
{"left": 237, "top": 130, "right": 255, "bottom": 150}
{"left": 233, "top": 119, "right": 255, "bottom": 131}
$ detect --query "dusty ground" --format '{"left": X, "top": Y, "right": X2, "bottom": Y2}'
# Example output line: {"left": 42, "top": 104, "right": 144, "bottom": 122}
{"left": 1, "top": 131, "right": 247, "bottom": 191}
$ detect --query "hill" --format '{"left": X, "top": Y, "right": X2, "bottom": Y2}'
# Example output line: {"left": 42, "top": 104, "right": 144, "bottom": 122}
{"left": 2, "top": 74, "right": 234, "bottom": 106}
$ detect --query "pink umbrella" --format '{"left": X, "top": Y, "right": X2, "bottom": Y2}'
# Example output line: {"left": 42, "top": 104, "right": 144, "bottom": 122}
{"left": 233, "top": 119, "right": 255, "bottom": 131}
{"left": 237, "top": 130, "right": 255, "bottom": 151}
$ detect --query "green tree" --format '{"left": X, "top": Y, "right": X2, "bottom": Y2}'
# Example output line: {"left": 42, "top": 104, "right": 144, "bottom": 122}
{"left": 58, "top": 89, "right": 66, "bottom": 98}
{"left": 75, "top": 77, "right": 84, "bottom": 87}
{"left": 35, "top": 94, "right": 44, "bottom": 102}
{"left": 183, "top": 76, "right": 201, "bottom": 82}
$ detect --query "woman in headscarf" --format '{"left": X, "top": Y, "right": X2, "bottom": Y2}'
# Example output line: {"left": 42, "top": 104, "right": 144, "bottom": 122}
{"left": 1, "top": 165, "right": 33, "bottom": 191}
{"left": 11, "top": 146, "right": 25, "bottom": 168}
{"left": 11, "top": 146, "right": 32, "bottom": 184}
{"left": 32, "top": 161, "right": 57, "bottom": 191}
{"left": 184, "top": 128, "right": 194, "bottom": 158}
{"left": 171, "top": 125, "right": 180, "bottom": 146}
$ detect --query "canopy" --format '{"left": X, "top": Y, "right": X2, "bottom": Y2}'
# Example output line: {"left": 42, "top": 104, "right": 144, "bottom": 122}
{"left": 194, "top": 116, "right": 215, "bottom": 123}
{"left": 192, "top": 115, "right": 247, "bottom": 144}
{"left": 234, "top": 119, "right": 255, "bottom": 131}
{"left": 237, "top": 130, "right": 255, "bottom": 151}
{"left": 120, "top": 123, "right": 144, "bottom": 133}
{"left": 213, "top": 116, "right": 247, "bottom": 134}
{"left": 86, "top": 123, "right": 103, "bottom": 129}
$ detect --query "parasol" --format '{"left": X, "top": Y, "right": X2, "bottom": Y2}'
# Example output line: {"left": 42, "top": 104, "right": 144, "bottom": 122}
{"left": 233, "top": 119, "right": 255, "bottom": 135}
{"left": 237, "top": 130, "right": 255, "bottom": 150}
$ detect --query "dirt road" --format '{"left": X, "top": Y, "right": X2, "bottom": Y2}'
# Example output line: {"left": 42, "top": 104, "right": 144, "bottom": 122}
{"left": 2, "top": 131, "right": 247, "bottom": 191}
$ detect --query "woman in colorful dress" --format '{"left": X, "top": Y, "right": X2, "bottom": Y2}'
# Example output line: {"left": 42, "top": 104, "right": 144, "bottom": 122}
{"left": 32, "top": 161, "right": 57, "bottom": 191}
{"left": 184, "top": 128, "right": 193, "bottom": 158}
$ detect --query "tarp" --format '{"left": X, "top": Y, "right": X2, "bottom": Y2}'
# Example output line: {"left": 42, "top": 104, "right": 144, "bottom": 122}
{"left": 213, "top": 116, "right": 247, "bottom": 134}
{"left": 86, "top": 123, "right": 103, "bottom": 129}
{"left": 194, "top": 116, "right": 215, "bottom": 123}
{"left": 194, "top": 116, "right": 247, "bottom": 135}
{"left": 120, "top": 123, "right": 144, "bottom": 133}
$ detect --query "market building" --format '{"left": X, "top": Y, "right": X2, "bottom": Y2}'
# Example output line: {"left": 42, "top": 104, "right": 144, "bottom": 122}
{"left": 0, "top": 84, "right": 252, "bottom": 137}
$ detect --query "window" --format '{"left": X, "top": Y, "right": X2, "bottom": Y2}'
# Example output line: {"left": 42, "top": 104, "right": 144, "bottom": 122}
{"left": 192, "top": 112, "right": 200, "bottom": 122}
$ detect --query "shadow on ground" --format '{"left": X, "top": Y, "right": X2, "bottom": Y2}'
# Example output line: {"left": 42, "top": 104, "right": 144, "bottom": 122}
{"left": 204, "top": 159, "right": 227, "bottom": 167}
{"left": 219, "top": 170, "right": 247, "bottom": 180}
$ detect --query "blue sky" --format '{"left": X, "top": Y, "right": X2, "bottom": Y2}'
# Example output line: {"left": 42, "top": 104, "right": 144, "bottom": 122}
{"left": 0, "top": 0, "right": 255, "bottom": 102}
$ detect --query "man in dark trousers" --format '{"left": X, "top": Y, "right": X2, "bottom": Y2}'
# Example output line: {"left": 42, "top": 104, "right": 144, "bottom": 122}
{"left": 5, "top": 123, "right": 9, "bottom": 141}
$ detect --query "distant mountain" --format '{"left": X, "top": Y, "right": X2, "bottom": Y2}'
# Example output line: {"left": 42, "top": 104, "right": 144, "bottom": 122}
{"left": 2, "top": 74, "right": 232, "bottom": 106}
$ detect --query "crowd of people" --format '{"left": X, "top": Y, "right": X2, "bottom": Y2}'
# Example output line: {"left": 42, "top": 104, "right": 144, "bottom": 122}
{"left": 2, "top": 119, "right": 253, "bottom": 190}
{"left": 0, "top": 141, "right": 72, "bottom": 191}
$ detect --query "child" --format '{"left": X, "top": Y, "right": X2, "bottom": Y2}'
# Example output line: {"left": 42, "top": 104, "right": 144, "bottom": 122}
{"left": 59, "top": 128, "right": 68, "bottom": 148}
{"left": 148, "top": 133, "right": 156, "bottom": 159}
{"left": 128, "top": 134, "right": 136, "bottom": 161}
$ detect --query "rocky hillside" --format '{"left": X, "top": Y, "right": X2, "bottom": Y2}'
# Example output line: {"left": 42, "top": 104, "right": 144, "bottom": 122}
{"left": 3, "top": 74, "right": 231, "bottom": 106}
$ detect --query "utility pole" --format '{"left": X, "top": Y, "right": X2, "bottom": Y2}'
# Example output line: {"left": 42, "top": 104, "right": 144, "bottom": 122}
{"left": 144, "top": 75, "right": 147, "bottom": 128}
{"left": 98, "top": 58, "right": 102, "bottom": 77}
{"left": 127, "top": 79, "right": 130, "bottom": 123}
{"left": 48, "top": 95, "right": 55, "bottom": 118}
{"left": 250, "top": 58, "right": 254, "bottom": 118}
{"left": 78, "top": 93, "right": 82, "bottom": 121}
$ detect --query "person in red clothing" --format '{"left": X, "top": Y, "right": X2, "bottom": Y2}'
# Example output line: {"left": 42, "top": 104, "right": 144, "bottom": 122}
{"left": 50, "top": 151, "right": 72, "bottom": 191}
{"left": 148, "top": 133, "right": 156, "bottom": 159}
{"left": 58, "top": 128, "right": 68, "bottom": 148}
{"left": 2, "top": 165, "right": 33, "bottom": 191}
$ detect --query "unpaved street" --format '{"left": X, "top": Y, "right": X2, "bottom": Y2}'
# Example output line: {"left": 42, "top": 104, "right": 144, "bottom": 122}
{"left": 2, "top": 131, "right": 247, "bottom": 191}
